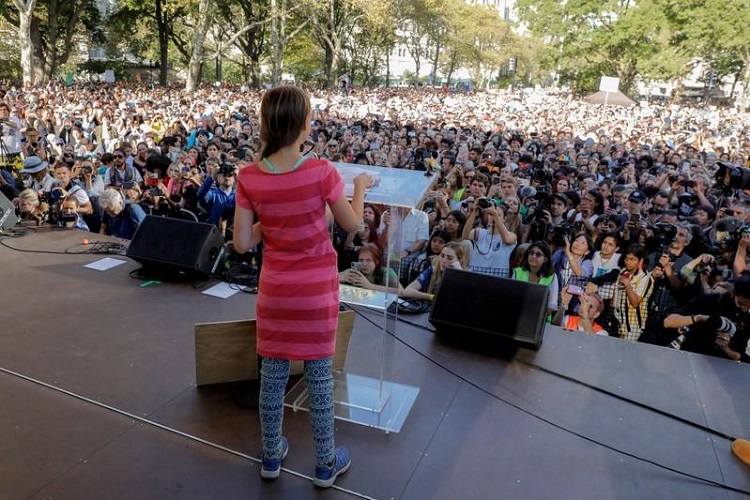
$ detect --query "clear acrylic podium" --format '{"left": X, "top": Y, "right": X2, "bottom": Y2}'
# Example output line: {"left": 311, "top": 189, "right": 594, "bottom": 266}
{"left": 284, "top": 163, "right": 435, "bottom": 433}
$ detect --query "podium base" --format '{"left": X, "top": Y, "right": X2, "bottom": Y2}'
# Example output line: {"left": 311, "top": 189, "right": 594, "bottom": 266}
{"left": 284, "top": 371, "right": 419, "bottom": 433}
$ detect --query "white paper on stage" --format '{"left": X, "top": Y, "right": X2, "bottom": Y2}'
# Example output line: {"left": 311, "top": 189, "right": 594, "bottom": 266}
{"left": 333, "top": 162, "right": 436, "bottom": 208}
{"left": 202, "top": 282, "right": 240, "bottom": 299}
{"left": 84, "top": 258, "right": 127, "bottom": 271}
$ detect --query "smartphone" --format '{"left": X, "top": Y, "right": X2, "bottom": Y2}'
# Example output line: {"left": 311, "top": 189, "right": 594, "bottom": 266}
{"left": 567, "top": 284, "right": 583, "bottom": 296}
{"left": 350, "top": 262, "right": 361, "bottom": 272}
{"left": 680, "top": 180, "right": 696, "bottom": 188}
{"left": 629, "top": 213, "right": 641, "bottom": 223}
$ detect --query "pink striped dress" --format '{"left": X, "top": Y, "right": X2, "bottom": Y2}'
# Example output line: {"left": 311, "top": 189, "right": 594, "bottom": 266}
{"left": 235, "top": 158, "right": 344, "bottom": 360}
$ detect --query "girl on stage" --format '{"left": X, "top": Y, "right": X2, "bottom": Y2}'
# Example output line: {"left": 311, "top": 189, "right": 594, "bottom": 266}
{"left": 233, "top": 85, "right": 372, "bottom": 488}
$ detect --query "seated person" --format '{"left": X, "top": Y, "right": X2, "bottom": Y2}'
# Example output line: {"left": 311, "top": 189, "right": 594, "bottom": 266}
{"left": 339, "top": 243, "right": 401, "bottom": 293}
{"left": 61, "top": 195, "right": 90, "bottom": 231}
{"left": 554, "top": 286, "right": 608, "bottom": 336}
{"left": 99, "top": 188, "right": 147, "bottom": 240}
{"left": 401, "top": 241, "right": 469, "bottom": 301}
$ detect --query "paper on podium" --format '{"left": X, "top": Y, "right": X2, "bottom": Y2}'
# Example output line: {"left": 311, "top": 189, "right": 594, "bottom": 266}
{"left": 339, "top": 284, "right": 397, "bottom": 311}
{"left": 333, "top": 162, "right": 435, "bottom": 208}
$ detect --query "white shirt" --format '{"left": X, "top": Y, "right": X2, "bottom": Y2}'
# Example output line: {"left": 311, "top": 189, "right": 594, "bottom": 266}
{"left": 0, "top": 116, "right": 22, "bottom": 155}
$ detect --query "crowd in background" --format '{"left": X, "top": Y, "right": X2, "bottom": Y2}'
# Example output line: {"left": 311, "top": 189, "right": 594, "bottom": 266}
{"left": 3, "top": 82, "right": 750, "bottom": 363}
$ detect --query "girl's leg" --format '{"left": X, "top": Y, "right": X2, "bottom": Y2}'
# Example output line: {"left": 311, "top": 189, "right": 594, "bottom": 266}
{"left": 259, "top": 356, "right": 291, "bottom": 458}
{"left": 304, "top": 357, "right": 335, "bottom": 467}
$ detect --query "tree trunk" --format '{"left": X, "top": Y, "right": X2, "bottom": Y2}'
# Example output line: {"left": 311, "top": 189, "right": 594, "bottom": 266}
{"left": 430, "top": 40, "right": 442, "bottom": 86}
{"left": 42, "top": 0, "right": 58, "bottom": 81}
{"left": 185, "top": 0, "right": 213, "bottom": 92}
{"left": 15, "top": 0, "right": 37, "bottom": 86}
{"left": 249, "top": 63, "right": 261, "bottom": 88}
{"left": 270, "top": 0, "right": 280, "bottom": 85}
{"left": 155, "top": 0, "right": 168, "bottom": 86}
{"left": 385, "top": 50, "right": 390, "bottom": 87}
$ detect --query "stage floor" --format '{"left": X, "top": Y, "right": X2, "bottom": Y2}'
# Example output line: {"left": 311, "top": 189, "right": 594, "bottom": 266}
{"left": 2, "top": 228, "right": 750, "bottom": 499}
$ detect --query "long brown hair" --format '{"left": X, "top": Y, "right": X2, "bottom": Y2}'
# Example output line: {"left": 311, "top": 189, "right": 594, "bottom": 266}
{"left": 259, "top": 86, "right": 311, "bottom": 158}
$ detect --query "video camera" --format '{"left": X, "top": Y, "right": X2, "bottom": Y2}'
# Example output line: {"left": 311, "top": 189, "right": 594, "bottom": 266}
{"left": 651, "top": 222, "right": 678, "bottom": 254}
{"left": 38, "top": 189, "right": 65, "bottom": 227}
{"left": 715, "top": 161, "right": 750, "bottom": 193}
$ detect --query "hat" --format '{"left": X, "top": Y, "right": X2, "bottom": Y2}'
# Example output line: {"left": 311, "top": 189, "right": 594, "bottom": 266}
{"left": 519, "top": 186, "right": 537, "bottom": 199}
{"left": 196, "top": 129, "right": 210, "bottom": 138}
{"left": 628, "top": 190, "right": 647, "bottom": 204}
{"left": 20, "top": 156, "right": 48, "bottom": 174}
{"left": 550, "top": 192, "right": 569, "bottom": 204}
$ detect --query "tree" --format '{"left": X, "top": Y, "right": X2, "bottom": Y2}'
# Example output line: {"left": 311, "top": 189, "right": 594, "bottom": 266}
{"left": 185, "top": 0, "right": 213, "bottom": 91}
{"left": 307, "top": 0, "right": 364, "bottom": 87}
{"left": 515, "top": 0, "right": 686, "bottom": 94}
{"left": 666, "top": 0, "right": 750, "bottom": 103}
{"left": 32, "top": 0, "right": 101, "bottom": 82}
{"left": 11, "top": 0, "right": 36, "bottom": 85}
{"left": 109, "top": 0, "right": 189, "bottom": 85}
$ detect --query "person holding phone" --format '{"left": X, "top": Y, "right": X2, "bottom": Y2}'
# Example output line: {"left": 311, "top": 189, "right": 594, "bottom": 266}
{"left": 554, "top": 286, "right": 608, "bottom": 335}
{"left": 612, "top": 244, "right": 653, "bottom": 341}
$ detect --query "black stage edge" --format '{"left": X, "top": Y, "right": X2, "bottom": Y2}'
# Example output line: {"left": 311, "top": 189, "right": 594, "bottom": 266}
{"left": 1, "top": 229, "right": 749, "bottom": 499}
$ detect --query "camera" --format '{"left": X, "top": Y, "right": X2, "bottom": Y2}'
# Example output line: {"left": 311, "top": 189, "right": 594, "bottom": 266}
{"left": 532, "top": 168, "right": 551, "bottom": 184}
{"left": 148, "top": 187, "right": 162, "bottom": 197}
{"left": 651, "top": 222, "right": 678, "bottom": 254}
{"left": 218, "top": 163, "right": 235, "bottom": 176}
{"left": 476, "top": 197, "right": 493, "bottom": 210}
{"left": 81, "top": 165, "right": 93, "bottom": 175}
{"left": 715, "top": 161, "right": 750, "bottom": 192}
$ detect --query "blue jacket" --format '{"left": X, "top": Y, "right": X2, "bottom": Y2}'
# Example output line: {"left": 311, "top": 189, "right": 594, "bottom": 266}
{"left": 196, "top": 176, "right": 235, "bottom": 226}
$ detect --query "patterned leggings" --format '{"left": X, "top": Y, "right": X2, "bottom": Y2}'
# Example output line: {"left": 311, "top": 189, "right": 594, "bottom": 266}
{"left": 259, "top": 356, "right": 335, "bottom": 467}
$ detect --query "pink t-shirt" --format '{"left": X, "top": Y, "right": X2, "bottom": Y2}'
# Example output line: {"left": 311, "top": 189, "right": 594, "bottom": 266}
{"left": 236, "top": 158, "right": 344, "bottom": 359}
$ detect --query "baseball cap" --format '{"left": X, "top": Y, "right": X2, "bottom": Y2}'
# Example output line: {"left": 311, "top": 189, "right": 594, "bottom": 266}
{"left": 628, "top": 190, "right": 647, "bottom": 204}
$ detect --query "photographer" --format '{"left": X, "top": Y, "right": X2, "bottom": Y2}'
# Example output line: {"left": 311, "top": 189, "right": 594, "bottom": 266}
{"left": 21, "top": 127, "right": 47, "bottom": 161}
{"left": 12, "top": 188, "right": 47, "bottom": 225}
{"left": 20, "top": 156, "right": 57, "bottom": 193}
{"left": 680, "top": 253, "right": 732, "bottom": 295}
{"left": 104, "top": 148, "right": 143, "bottom": 190}
{"left": 663, "top": 276, "right": 750, "bottom": 363}
{"left": 52, "top": 162, "right": 93, "bottom": 216}
{"left": 196, "top": 161, "right": 236, "bottom": 229}
{"left": 554, "top": 287, "right": 608, "bottom": 336}
{"left": 462, "top": 199, "right": 517, "bottom": 277}
{"left": 60, "top": 195, "right": 90, "bottom": 231}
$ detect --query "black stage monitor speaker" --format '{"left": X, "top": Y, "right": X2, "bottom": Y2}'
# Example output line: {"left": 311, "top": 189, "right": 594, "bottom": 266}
{"left": 126, "top": 215, "right": 227, "bottom": 279}
{"left": 0, "top": 191, "right": 19, "bottom": 231}
{"left": 429, "top": 268, "right": 548, "bottom": 349}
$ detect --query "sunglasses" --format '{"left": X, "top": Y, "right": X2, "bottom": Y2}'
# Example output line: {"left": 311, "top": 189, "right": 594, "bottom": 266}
{"left": 113, "top": 154, "right": 124, "bottom": 158}
{"left": 527, "top": 251, "right": 545, "bottom": 258}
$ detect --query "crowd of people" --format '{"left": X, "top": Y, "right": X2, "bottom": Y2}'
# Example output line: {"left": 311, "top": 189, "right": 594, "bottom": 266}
{"left": 3, "top": 82, "right": 750, "bottom": 365}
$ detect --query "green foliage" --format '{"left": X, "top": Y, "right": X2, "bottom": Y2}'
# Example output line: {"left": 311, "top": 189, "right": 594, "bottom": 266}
{"left": 283, "top": 31, "right": 325, "bottom": 84}
{"left": 515, "top": 0, "right": 689, "bottom": 94}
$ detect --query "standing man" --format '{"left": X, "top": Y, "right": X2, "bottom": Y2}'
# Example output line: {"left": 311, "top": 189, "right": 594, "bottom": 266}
{"left": 0, "top": 102, "right": 22, "bottom": 161}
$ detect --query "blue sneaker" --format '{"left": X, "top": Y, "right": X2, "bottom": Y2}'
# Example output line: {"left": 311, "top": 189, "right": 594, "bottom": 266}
{"left": 313, "top": 446, "right": 351, "bottom": 488}
{"left": 260, "top": 436, "right": 289, "bottom": 479}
